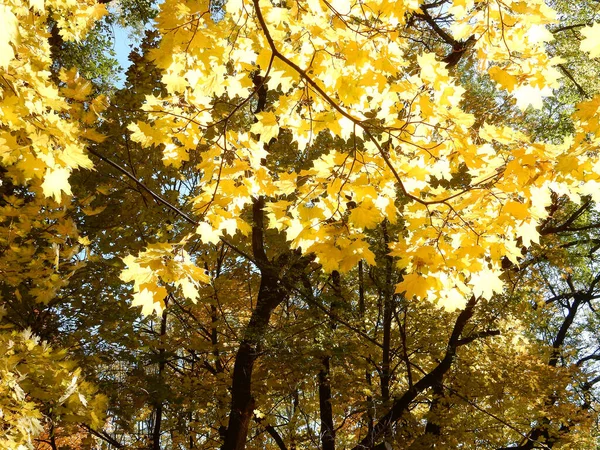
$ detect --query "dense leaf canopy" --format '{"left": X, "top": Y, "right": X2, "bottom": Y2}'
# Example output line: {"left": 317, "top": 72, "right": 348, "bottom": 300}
{"left": 2, "top": 0, "right": 600, "bottom": 449}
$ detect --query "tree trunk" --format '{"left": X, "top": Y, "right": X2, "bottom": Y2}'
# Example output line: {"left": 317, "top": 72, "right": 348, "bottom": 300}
{"left": 222, "top": 198, "right": 291, "bottom": 450}
{"left": 222, "top": 270, "right": 287, "bottom": 450}
{"left": 381, "top": 222, "right": 393, "bottom": 403}
{"left": 319, "top": 355, "right": 335, "bottom": 450}
{"left": 152, "top": 306, "right": 168, "bottom": 450}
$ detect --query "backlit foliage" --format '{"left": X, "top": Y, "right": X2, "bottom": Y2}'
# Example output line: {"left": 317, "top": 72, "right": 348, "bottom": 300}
{"left": 2, "top": 0, "right": 600, "bottom": 448}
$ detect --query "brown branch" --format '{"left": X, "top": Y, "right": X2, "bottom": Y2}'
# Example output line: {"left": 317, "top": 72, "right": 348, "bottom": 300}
{"left": 220, "top": 237, "right": 256, "bottom": 265}
{"left": 87, "top": 147, "right": 199, "bottom": 226}
{"left": 81, "top": 424, "right": 123, "bottom": 448}
{"left": 352, "top": 296, "right": 478, "bottom": 449}
{"left": 414, "top": 9, "right": 476, "bottom": 67}
{"left": 557, "top": 64, "right": 590, "bottom": 98}
{"left": 415, "top": 9, "right": 457, "bottom": 45}
{"left": 265, "top": 425, "right": 288, "bottom": 450}
{"left": 456, "top": 329, "right": 500, "bottom": 346}
{"left": 551, "top": 22, "right": 591, "bottom": 33}
{"left": 298, "top": 274, "right": 384, "bottom": 349}
{"left": 540, "top": 199, "right": 592, "bottom": 235}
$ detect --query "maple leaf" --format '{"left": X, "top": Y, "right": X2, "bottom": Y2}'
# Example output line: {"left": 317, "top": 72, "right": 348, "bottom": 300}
{"left": 120, "top": 243, "right": 209, "bottom": 315}
{"left": 77, "top": 236, "right": 91, "bottom": 246}
{"left": 348, "top": 199, "right": 382, "bottom": 229}
{"left": 250, "top": 112, "right": 279, "bottom": 143}
{"left": 128, "top": 121, "right": 161, "bottom": 147}
{"left": 513, "top": 84, "right": 552, "bottom": 110}
{"left": 470, "top": 268, "right": 504, "bottom": 300}
{"left": 131, "top": 286, "right": 168, "bottom": 316}
{"left": 503, "top": 201, "right": 529, "bottom": 221}
{"left": 439, "top": 288, "right": 468, "bottom": 311}
{"left": 42, "top": 168, "right": 72, "bottom": 202}
{"left": 197, "top": 222, "right": 222, "bottom": 245}
{"left": 516, "top": 220, "right": 540, "bottom": 247}
{"left": 489, "top": 66, "right": 519, "bottom": 92}
{"left": 0, "top": 5, "right": 18, "bottom": 69}
{"left": 82, "top": 205, "right": 107, "bottom": 216}
{"left": 395, "top": 273, "right": 430, "bottom": 299}
{"left": 29, "top": 0, "right": 44, "bottom": 12}
{"left": 162, "top": 70, "right": 188, "bottom": 93}
{"left": 417, "top": 52, "right": 448, "bottom": 88}
{"left": 580, "top": 22, "right": 600, "bottom": 58}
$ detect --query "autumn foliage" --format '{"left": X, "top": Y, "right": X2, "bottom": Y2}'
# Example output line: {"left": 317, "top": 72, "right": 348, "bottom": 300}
{"left": 2, "top": 0, "right": 600, "bottom": 448}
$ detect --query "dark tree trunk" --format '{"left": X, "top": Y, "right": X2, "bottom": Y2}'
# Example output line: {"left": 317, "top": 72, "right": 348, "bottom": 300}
{"left": 222, "top": 197, "right": 302, "bottom": 450}
{"left": 152, "top": 306, "right": 168, "bottom": 450}
{"left": 381, "top": 222, "right": 393, "bottom": 403}
{"left": 319, "top": 355, "right": 336, "bottom": 450}
{"left": 222, "top": 271, "right": 287, "bottom": 450}
{"left": 358, "top": 260, "right": 374, "bottom": 436}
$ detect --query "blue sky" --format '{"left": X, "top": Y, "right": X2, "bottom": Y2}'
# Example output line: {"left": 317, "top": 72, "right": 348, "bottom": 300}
{"left": 113, "top": 25, "right": 136, "bottom": 86}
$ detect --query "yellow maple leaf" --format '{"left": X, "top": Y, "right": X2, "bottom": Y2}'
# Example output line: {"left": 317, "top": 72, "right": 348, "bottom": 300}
{"left": 469, "top": 268, "right": 504, "bottom": 300}
{"left": 29, "top": 0, "right": 44, "bottom": 12}
{"left": 128, "top": 121, "right": 161, "bottom": 147}
{"left": 59, "top": 144, "right": 94, "bottom": 169}
{"left": 77, "top": 236, "right": 91, "bottom": 246}
{"left": 417, "top": 52, "right": 448, "bottom": 88}
{"left": 395, "top": 273, "right": 430, "bottom": 299}
{"left": 250, "top": 112, "right": 279, "bottom": 143}
{"left": 513, "top": 84, "right": 552, "bottom": 110}
{"left": 313, "top": 243, "right": 344, "bottom": 272}
{"left": 60, "top": 76, "right": 93, "bottom": 101}
{"left": 81, "top": 128, "right": 107, "bottom": 143}
{"left": 121, "top": 243, "right": 209, "bottom": 314}
{"left": 162, "top": 71, "right": 188, "bottom": 93}
{"left": 488, "top": 66, "right": 518, "bottom": 92}
{"left": 196, "top": 222, "right": 222, "bottom": 245}
{"left": 348, "top": 199, "right": 382, "bottom": 229}
{"left": 503, "top": 201, "right": 529, "bottom": 221}
{"left": 176, "top": 278, "right": 199, "bottom": 302}
{"left": 580, "top": 22, "right": 600, "bottom": 58}
{"left": 438, "top": 288, "right": 468, "bottom": 311}
{"left": 516, "top": 219, "right": 540, "bottom": 247}
{"left": 162, "top": 143, "right": 189, "bottom": 168}
{"left": 120, "top": 255, "right": 154, "bottom": 288}
{"left": 131, "top": 285, "right": 168, "bottom": 316}
{"left": 0, "top": 5, "right": 18, "bottom": 69}
{"left": 42, "top": 168, "right": 72, "bottom": 202}
{"left": 82, "top": 205, "right": 107, "bottom": 216}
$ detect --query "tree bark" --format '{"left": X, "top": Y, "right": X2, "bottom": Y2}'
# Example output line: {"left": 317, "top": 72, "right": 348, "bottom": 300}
{"left": 381, "top": 222, "right": 393, "bottom": 403}
{"left": 222, "top": 273, "right": 286, "bottom": 450}
{"left": 222, "top": 197, "right": 294, "bottom": 450}
{"left": 358, "top": 260, "right": 374, "bottom": 436}
{"left": 152, "top": 306, "right": 168, "bottom": 450}
{"left": 318, "top": 271, "right": 341, "bottom": 450}
{"left": 319, "top": 357, "right": 336, "bottom": 450}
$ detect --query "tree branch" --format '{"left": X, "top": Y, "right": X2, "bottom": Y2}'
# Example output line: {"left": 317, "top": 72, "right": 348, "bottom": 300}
{"left": 557, "top": 64, "right": 590, "bottom": 99}
{"left": 551, "top": 22, "right": 591, "bottom": 33}
{"left": 352, "top": 296, "right": 478, "bottom": 449}
{"left": 87, "top": 147, "right": 199, "bottom": 226}
{"left": 456, "top": 329, "right": 500, "bottom": 346}
{"left": 81, "top": 424, "right": 123, "bottom": 448}
{"left": 540, "top": 199, "right": 592, "bottom": 235}
{"left": 414, "top": 9, "right": 476, "bottom": 67}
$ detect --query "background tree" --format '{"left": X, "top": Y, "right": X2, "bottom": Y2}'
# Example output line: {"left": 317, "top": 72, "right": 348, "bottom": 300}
{"left": 3, "top": 0, "right": 600, "bottom": 449}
